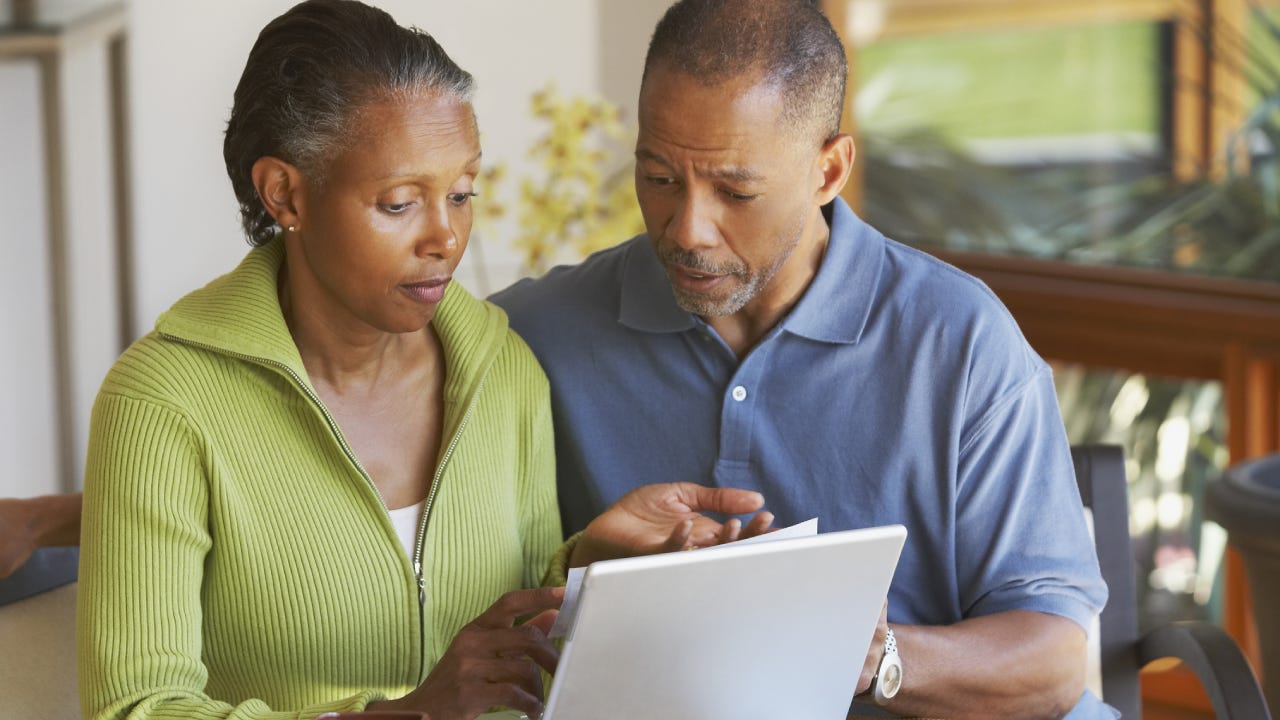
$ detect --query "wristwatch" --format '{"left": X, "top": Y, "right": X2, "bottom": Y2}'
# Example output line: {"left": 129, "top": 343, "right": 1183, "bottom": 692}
{"left": 869, "top": 626, "right": 903, "bottom": 706}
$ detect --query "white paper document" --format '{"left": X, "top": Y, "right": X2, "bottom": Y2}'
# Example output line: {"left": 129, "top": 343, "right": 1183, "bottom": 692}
{"left": 548, "top": 517, "right": 818, "bottom": 638}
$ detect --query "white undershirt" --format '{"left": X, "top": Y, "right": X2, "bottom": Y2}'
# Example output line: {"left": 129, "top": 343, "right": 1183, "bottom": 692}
{"left": 387, "top": 499, "right": 426, "bottom": 557}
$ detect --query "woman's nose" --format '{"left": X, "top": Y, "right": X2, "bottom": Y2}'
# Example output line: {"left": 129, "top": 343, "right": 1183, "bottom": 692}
{"left": 416, "top": 202, "right": 459, "bottom": 258}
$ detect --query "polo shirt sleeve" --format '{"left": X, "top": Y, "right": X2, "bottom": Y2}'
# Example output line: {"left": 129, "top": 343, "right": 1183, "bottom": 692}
{"left": 953, "top": 364, "right": 1108, "bottom": 631}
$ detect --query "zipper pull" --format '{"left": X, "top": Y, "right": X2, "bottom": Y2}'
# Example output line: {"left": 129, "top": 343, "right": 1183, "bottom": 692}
{"left": 414, "top": 560, "right": 426, "bottom": 606}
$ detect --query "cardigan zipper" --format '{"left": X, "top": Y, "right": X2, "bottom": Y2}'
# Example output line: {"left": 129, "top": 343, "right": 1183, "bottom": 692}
{"left": 161, "top": 332, "right": 496, "bottom": 685}
{"left": 413, "top": 373, "right": 488, "bottom": 680}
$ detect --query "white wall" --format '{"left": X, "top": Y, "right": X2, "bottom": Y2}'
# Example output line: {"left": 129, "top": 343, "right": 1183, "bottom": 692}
{"left": 127, "top": 0, "right": 605, "bottom": 326}
{"left": 0, "top": 60, "right": 60, "bottom": 499}
{"left": 0, "top": 29, "right": 121, "bottom": 497}
{"left": 1, "top": 0, "right": 665, "bottom": 499}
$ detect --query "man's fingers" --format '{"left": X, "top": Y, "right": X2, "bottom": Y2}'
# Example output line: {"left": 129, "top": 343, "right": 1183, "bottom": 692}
{"left": 676, "top": 483, "right": 765, "bottom": 515}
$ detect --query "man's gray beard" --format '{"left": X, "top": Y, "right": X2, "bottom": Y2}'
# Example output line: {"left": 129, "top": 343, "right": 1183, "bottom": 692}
{"left": 670, "top": 276, "right": 762, "bottom": 317}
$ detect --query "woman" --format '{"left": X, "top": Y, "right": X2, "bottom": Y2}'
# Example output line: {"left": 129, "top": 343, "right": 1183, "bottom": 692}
{"left": 76, "top": 3, "right": 766, "bottom": 719}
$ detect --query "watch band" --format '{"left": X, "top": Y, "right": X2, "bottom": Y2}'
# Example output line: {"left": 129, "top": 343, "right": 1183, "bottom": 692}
{"left": 870, "top": 626, "right": 903, "bottom": 706}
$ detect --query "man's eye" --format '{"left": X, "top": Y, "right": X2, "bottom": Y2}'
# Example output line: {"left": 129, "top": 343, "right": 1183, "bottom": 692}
{"left": 449, "top": 192, "right": 478, "bottom": 206}
{"left": 722, "top": 189, "right": 758, "bottom": 203}
{"left": 645, "top": 176, "right": 676, "bottom": 187}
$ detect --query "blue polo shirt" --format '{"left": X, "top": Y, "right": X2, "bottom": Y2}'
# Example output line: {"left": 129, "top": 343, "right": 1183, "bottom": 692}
{"left": 491, "top": 197, "right": 1107, "bottom": 635}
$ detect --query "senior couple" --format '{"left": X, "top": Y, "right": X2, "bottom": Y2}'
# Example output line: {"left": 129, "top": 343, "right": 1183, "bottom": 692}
{"left": 74, "top": 1, "right": 1110, "bottom": 719}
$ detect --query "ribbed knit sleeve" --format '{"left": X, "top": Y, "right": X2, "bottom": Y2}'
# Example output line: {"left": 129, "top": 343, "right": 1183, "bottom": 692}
{"left": 518, "top": 363, "right": 561, "bottom": 591}
{"left": 77, "top": 392, "right": 383, "bottom": 720}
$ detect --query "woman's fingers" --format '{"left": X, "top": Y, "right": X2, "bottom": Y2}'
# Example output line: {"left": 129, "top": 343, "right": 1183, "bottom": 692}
{"left": 743, "top": 510, "right": 776, "bottom": 538}
{"left": 719, "top": 517, "right": 742, "bottom": 544}
{"left": 673, "top": 483, "right": 765, "bottom": 516}
{"left": 659, "top": 518, "right": 694, "bottom": 553}
{"left": 473, "top": 586, "right": 565, "bottom": 629}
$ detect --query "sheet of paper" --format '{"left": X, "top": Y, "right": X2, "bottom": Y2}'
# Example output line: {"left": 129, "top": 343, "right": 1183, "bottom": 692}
{"left": 548, "top": 517, "right": 819, "bottom": 639}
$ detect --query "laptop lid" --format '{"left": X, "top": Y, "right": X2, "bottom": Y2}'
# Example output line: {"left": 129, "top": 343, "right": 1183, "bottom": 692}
{"left": 542, "top": 524, "right": 907, "bottom": 720}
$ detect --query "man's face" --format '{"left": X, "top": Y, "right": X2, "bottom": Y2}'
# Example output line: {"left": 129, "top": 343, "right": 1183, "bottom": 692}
{"left": 634, "top": 67, "right": 823, "bottom": 318}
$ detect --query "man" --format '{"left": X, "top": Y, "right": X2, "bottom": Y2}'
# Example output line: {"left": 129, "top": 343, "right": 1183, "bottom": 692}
{"left": 491, "top": 1, "right": 1111, "bottom": 717}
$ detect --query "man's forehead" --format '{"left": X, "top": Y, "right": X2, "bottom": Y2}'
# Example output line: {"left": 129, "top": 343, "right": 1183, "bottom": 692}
{"left": 634, "top": 146, "right": 762, "bottom": 181}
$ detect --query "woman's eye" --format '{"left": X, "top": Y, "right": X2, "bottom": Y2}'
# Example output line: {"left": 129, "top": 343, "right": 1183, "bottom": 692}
{"left": 449, "top": 192, "right": 478, "bottom": 207}
{"left": 645, "top": 176, "right": 676, "bottom": 188}
{"left": 379, "top": 202, "right": 413, "bottom": 215}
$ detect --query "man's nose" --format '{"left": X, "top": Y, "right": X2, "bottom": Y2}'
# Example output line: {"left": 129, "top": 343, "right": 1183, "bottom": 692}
{"left": 667, "top": 191, "right": 719, "bottom": 251}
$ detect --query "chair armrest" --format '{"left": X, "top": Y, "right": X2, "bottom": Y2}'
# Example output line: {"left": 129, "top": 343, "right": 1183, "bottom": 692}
{"left": 1137, "top": 621, "right": 1272, "bottom": 720}
{"left": 0, "top": 546, "right": 78, "bottom": 606}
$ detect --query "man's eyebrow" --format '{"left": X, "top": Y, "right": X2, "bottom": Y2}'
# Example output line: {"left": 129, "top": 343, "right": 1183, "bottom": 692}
{"left": 635, "top": 148, "right": 670, "bottom": 166}
{"left": 705, "top": 165, "right": 764, "bottom": 184}
{"left": 634, "top": 148, "right": 765, "bottom": 184}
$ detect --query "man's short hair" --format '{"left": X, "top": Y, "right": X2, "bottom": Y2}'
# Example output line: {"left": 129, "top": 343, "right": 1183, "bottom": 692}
{"left": 642, "top": 0, "right": 847, "bottom": 145}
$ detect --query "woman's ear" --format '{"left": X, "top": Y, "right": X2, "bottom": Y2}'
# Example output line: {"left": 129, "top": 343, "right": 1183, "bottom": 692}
{"left": 251, "top": 156, "right": 305, "bottom": 231}
{"left": 813, "top": 134, "right": 855, "bottom": 206}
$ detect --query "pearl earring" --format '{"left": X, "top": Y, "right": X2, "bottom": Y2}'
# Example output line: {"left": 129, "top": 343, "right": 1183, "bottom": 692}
{"left": 287, "top": 225, "right": 297, "bottom": 232}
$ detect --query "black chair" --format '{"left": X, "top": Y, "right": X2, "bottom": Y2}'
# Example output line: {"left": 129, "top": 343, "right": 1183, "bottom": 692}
{"left": 1072, "top": 444, "right": 1271, "bottom": 719}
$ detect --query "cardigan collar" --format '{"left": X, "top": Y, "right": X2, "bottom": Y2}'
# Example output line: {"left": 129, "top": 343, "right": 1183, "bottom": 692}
{"left": 155, "top": 238, "right": 508, "bottom": 404}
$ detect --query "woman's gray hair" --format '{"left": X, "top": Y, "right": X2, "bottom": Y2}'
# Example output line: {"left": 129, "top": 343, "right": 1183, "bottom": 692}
{"left": 223, "top": 0, "right": 474, "bottom": 246}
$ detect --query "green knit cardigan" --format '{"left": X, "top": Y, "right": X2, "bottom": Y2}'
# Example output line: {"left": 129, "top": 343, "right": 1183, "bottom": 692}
{"left": 77, "top": 240, "right": 564, "bottom": 719}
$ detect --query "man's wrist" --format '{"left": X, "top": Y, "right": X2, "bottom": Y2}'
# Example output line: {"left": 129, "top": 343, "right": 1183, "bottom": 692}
{"left": 868, "top": 626, "right": 903, "bottom": 706}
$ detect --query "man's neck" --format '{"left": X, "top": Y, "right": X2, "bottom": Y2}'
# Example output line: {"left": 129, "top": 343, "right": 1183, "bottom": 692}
{"left": 706, "top": 217, "right": 830, "bottom": 360}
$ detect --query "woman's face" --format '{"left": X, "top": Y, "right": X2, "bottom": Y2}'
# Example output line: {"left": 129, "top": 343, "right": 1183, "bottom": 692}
{"left": 290, "top": 92, "right": 481, "bottom": 335}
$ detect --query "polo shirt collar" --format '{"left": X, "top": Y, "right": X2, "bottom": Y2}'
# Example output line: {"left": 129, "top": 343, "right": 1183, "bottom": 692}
{"left": 617, "top": 197, "right": 883, "bottom": 343}
{"left": 782, "top": 197, "right": 882, "bottom": 344}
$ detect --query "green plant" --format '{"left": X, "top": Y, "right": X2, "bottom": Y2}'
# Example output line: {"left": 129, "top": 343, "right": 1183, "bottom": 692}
{"left": 476, "top": 85, "right": 644, "bottom": 278}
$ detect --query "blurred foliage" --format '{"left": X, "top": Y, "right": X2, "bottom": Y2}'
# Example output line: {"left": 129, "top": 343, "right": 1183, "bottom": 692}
{"left": 478, "top": 85, "right": 644, "bottom": 277}
{"left": 859, "top": 6, "right": 1280, "bottom": 283}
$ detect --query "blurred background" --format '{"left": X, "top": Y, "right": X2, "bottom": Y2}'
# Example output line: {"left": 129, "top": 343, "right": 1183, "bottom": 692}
{"left": 4, "top": 1, "right": 1280, "bottom": 715}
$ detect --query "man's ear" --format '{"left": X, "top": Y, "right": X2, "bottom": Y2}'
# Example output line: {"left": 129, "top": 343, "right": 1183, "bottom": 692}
{"left": 251, "top": 156, "right": 305, "bottom": 231}
{"left": 813, "top": 134, "right": 855, "bottom": 206}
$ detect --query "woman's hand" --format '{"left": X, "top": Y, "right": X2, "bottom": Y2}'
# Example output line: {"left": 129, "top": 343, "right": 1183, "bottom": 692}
{"left": 571, "top": 482, "right": 774, "bottom": 567}
{"left": 369, "top": 586, "right": 563, "bottom": 720}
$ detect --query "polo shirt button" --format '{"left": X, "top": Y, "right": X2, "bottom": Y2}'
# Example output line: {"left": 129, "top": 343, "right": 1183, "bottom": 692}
{"left": 731, "top": 385, "right": 747, "bottom": 402}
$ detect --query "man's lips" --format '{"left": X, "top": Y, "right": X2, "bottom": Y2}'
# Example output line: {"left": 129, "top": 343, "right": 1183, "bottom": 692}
{"left": 400, "top": 277, "right": 451, "bottom": 304}
{"left": 668, "top": 263, "right": 728, "bottom": 293}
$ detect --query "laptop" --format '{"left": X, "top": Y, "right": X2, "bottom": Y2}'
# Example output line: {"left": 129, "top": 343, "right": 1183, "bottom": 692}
{"left": 539, "top": 524, "right": 907, "bottom": 720}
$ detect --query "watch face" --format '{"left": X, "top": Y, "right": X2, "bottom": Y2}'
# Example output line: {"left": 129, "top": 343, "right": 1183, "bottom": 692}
{"left": 881, "top": 663, "right": 902, "bottom": 697}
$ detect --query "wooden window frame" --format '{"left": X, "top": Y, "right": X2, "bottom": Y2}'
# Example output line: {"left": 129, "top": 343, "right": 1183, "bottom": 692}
{"left": 825, "top": 0, "right": 1280, "bottom": 714}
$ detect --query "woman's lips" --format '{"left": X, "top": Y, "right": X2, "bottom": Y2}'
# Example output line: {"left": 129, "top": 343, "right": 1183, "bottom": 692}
{"left": 400, "top": 277, "right": 450, "bottom": 304}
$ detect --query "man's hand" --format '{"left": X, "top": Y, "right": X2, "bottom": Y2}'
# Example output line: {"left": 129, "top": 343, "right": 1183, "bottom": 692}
{"left": 368, "top": 586, "right": 564, "bottom": 720}
{"left": 571, "top": 482, "right": 774, "bottom": 567}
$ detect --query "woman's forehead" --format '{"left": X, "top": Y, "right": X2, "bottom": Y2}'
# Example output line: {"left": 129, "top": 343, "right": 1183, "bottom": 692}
{"left": 328, "top": 94, "right": 481, "bottom": 184}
